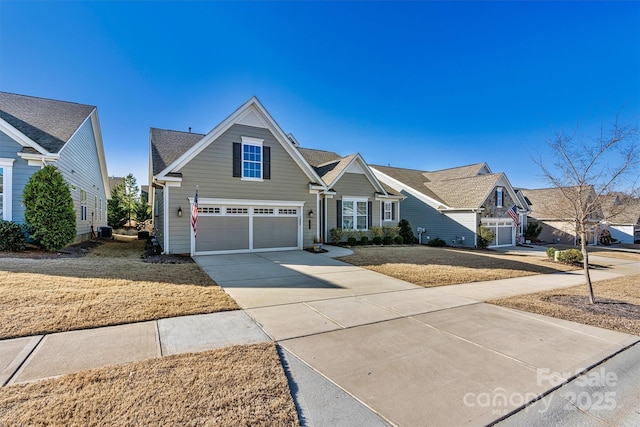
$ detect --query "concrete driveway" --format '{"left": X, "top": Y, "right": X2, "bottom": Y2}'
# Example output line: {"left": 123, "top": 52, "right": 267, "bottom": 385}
{"left": 195, "top": 250, "right": 639, "bottom": 426}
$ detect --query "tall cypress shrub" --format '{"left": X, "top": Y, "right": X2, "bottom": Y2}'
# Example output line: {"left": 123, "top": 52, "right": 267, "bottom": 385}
{"left": 23, "top": 165, "right": 76, "bottom": 251}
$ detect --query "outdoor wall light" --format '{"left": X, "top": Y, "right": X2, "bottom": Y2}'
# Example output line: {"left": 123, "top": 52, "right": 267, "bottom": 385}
{"left": 177, "top": 206, "right": 183, "bottom": 217}
{"left": 308, "top": 210, "right": 314, "bottom": 218}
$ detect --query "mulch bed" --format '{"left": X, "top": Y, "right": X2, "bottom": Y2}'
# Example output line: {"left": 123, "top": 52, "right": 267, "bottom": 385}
{"left": 0, "top": 240, "right": 101, "bottom": 259}
{"left": 544, "top": 295, "right": 640, "bottom": 321}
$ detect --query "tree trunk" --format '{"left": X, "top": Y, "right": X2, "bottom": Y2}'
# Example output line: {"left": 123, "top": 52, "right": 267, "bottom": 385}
{"left": 580, "top": 230, "right": 595, "bottom": 304}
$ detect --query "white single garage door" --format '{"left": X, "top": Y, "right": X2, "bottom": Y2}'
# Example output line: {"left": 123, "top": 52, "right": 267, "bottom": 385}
{"left": 482, "top": 218, "right": 515, "bottom": 248}
{"left": 193, "top": 202, "right": 302, "bottom": 255}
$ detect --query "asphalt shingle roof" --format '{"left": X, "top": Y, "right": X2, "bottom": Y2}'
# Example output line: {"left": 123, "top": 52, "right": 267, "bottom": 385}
{"left": 0, "top": 92, "right": 95, "bottom": 153}
{"left": 372, "top": 164, "right": 505, "bottom": 209}
{"left": 297, "top": 147, "right": 342, "bottom": 167}
{"left": 150, "top": 128, "right": 205, "bottom": 176}
{"left": 520, "top": 187, "right": 597, "bottom": 220}
{"left": 600, "top": 195, "right": 640, "bottom": 225}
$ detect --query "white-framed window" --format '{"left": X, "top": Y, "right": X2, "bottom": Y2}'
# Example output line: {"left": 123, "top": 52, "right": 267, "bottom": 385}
{"left": 343, "top": 198, "right": 368, "bottom": 230}
{"left": 99, "top": 198, "right": 103, "bottom": 221}
{"left": 384, "top": 201, "right": 392, "bottom": 221}
{"left": 242, "top": 137, "right": 263, "bottom": 180}
{"left": 496, "top": 187, "right": 503, "bottom": 208}
{"left": 0, "top": 159, "right": 14, "bottom": 221}
{"left": 80, "top": 189, "right": 87, "bottom": 221}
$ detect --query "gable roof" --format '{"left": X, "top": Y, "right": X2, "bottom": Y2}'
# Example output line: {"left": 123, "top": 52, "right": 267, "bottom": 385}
{"left": 520, "top": 186, "right": 599, "bottom": 220}
{"left": 150, "top": 128, "right": 205, "bottom": 176}
{"left": 371, "top": 165, "right": 446, "bottom": 204}
{"left": 297, "top": 148, "right": 397, "bottom": 196}
{"left": 0, "top": 92, "right": 95, "bottom": 153}
{"left": 600, "top": 195, "right": 640, "bottom": 225}
{"left": 422, "top": 162, "right": 491, "bottom": 182}
{"left": 427, "top": 173, "right": 504, "bottom": 208}
{"left": 153, "top": 97, "right": 324, "bottom": 185}
{"left": 372, "top": 163, "right": 519, "bottom": 210}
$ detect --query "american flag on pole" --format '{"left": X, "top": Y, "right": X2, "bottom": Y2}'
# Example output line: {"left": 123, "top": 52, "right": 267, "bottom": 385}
{"left": 508, "top": 204, "right": 518, "bottom": 226}
{"left": 191, "top": 189, "right": 198, "bottom": 238}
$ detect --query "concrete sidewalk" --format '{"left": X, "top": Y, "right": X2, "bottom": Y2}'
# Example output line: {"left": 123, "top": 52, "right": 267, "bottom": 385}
{"left": 0, "top": 311, "right": 269, "bottom": 386}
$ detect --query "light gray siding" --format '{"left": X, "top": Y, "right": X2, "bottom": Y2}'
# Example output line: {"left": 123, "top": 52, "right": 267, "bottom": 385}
{"left": 166, "top": 124, "right": 316, "bottom": 254}
{"left": 326, "top": 172, "right": 382, "bottom": 233}
{"left": 399, "top": 191, "right": 476, "bottom": 247}
{"left": 609, "top": 225, "right": 635, "bottom": 244}
{"left": 55, "top": 114, "right": 108, "bottom": 240}
{"left": 0, "top": 131, "right": 37, "bottom": 223}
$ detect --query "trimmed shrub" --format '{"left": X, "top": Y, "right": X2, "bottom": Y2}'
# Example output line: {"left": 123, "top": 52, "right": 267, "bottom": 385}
{"left": 347, "top": 236, "right": 357, "bottom": 246}
{"left": 382, "top": 226, "right": 399, "bottom": 239}
{"left": 370, "top": 226, "right": 384, "bottom": 239}
{"left": 524, "top": 222, "right": 543, "bottom": 242}
{"left": 23, "top": 165, "right": 76, "bottom": 251}
{"left": 0, "top": 220, "right": 26, "bottom": 251}
{"left": 329, "top": 228, "right": 344, "bottom": 245}
{"left": 382, "top": 236, "right": 393, "bottom": 245}
{"left": 477, "top": 225, "right": 495, "bottom": 249}
{"left": 394, "top": 235, "right": 404, "bottom": 244}
{"left": 398, "top": 219, "right": 415, "bottom": 244}
{"left": 360, "top": 235, "right": 369, "bottom": 245}
{"left": 372, "top": 236, "right": 383, "bottom": 245}
{"left": 599, "top": 229, "right": 614, "bottom": 246}
{"left": 557, "top": 249, "right": 584, "bottom": 264}
{"left": 427, "top": 237, "right": 446, "bottom": 247}
{"left": 545, "top": 247, "right": 557, "bottom": 259}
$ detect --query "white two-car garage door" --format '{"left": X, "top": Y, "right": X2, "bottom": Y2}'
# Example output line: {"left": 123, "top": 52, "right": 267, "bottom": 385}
{"left": 193, "top": 200, "right": 303, "bottom": 255}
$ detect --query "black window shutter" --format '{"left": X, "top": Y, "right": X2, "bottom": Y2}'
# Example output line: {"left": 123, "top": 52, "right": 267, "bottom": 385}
{"left": 336, "top": 200, "right": 342, "bottom": 228}
{"left": 381, "top": 202, "right": 384, "bottom": 221}
{"left": 368, "top": 201, "right": 372, "bottom": 228}
{"left": 232, "top": 143, "right": 241, "bottom": 177}
{"left": 263, "top": 146, "right": 271, "bottom": 180}
{"left": 392, "top": 202, "right": 396, "bottom": 221}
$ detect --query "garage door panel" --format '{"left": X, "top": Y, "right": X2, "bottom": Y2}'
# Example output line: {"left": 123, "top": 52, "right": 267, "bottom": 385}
{"left": 254, "top": 217, "right": 298, "bottom": 249}
{"left": 196, "top": 217, "right": 249, "bottom": 252}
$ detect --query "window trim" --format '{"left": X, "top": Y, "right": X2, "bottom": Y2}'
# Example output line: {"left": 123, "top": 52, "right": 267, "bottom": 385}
{"left": 342, "top": 197, "right": 369, "bottom": 230}
{"left": 0, "top": 159, "right": 14, "bottom": 221}
{"left": 241, "top": 136, "right": 264, "bottom": 181}
{"left": 383, "top": 201, "right": 392, "bottom": 221}
{"left": 80, "top": 189, "right": 87, "bottom": 221}
{"left": 496, "top": 187, "right": 503, "bottom": 208}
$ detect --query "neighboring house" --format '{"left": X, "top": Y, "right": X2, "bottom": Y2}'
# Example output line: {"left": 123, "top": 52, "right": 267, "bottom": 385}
{"left": 0, "top": 92, "right": 110, "bottom": 241}
{"left": 149, "top": 97, "right": 400, "bottom": 255}
{"left": 600, "top": 194, "right": 640, "bottom": 244}
{"left": 372, "top": 163, "right": 528, "bottom": 248}
{"left": 519, "top": 186, "right": 600, "bottom": 245}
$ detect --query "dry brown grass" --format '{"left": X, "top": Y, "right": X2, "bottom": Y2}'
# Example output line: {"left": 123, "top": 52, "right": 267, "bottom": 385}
{"left": 490, "top": 274, "right": 640, "bottom": 335}
{"left": 0, "top": 240, "right": 238, "bottom": 339}
{"left": 0, "top": 343, "right": 298, "bottom": 426}
{"left": 338, "top": 246, "right": 578, "bottom": 287}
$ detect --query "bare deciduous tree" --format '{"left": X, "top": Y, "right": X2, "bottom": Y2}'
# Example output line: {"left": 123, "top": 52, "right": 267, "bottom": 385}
{"left": 534, "top": 114, "right": 639, "bottom": 304}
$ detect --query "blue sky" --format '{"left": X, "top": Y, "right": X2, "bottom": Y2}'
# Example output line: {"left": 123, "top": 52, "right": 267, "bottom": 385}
{"left": 1, "top": 1, "right": 638, "bottom": 188}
